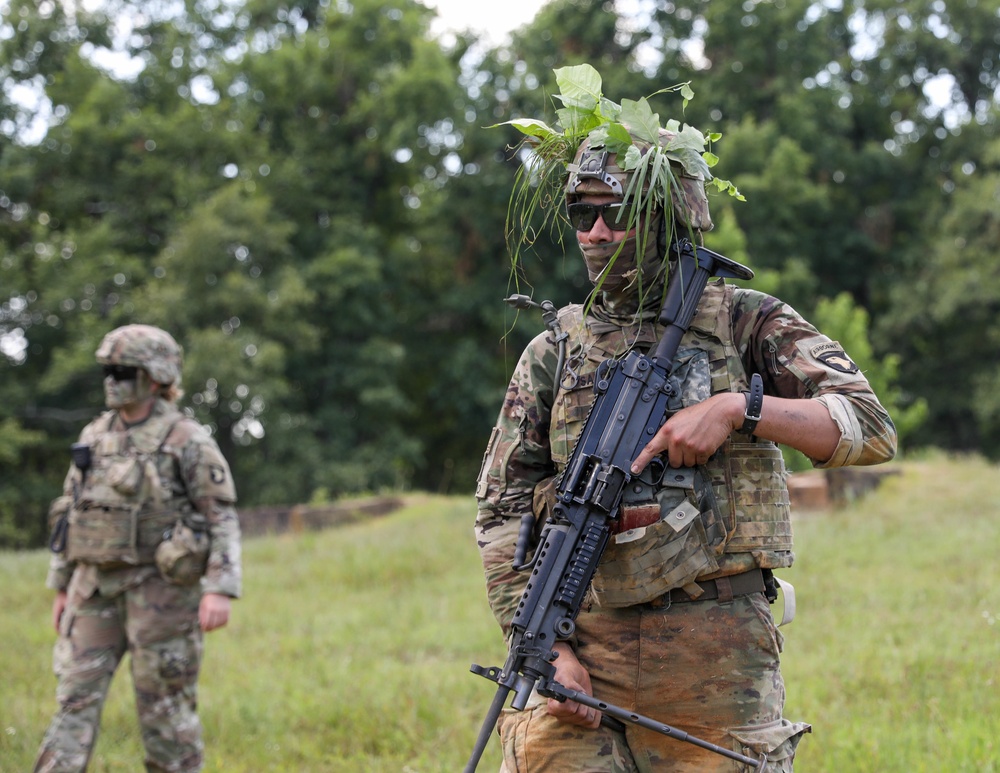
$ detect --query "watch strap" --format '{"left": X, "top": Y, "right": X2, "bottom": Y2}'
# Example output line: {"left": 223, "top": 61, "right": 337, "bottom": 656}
{"left": 739, "top": 373, "right": 764, "bottom": 436}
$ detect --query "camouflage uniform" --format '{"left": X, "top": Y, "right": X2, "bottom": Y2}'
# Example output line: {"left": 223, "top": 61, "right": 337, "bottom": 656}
{"left": 475, "top": 282, "right": 896, "bottom": 771}
{"left": 35, "top": 327, "right": 242, "bottom": 773}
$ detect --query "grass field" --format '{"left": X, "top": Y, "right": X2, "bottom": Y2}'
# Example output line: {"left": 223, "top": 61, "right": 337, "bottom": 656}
{"left": 1, "top": 453, "right": 997, "bottom": 771}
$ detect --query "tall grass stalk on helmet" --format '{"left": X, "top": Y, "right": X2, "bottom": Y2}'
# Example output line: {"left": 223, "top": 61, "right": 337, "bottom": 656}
{"left": 498, "top": 63, "right": 744, "bottom": 308}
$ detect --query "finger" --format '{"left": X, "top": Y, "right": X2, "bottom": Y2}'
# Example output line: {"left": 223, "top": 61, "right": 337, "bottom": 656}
{"left": 547, "top": 697, "right": 572, "bottom": 719}
{"left": 631, "top": 444, "right": 657, "bottom": 475}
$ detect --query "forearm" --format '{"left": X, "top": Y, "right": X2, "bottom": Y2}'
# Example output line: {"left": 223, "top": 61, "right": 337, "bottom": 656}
{"left": 741, "top": 393, "right": 841, "bottom": 463}
{"left": 198, "top": 498, "right": 243, "bottom": 597}
{"left": 475, "top": 502, "right": 532, "bottom": 635}
{"left": 739, "top": 391, "right": 896, "bottom": 467}
{"left": 634, "top": 391, "right": 843, "bottom": 473}
{"left": 45, "top": 553, "right": 76, "bottom": 592}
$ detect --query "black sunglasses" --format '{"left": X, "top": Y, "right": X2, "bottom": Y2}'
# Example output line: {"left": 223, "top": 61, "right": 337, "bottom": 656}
{"left": 567, "top": 201, "right": 632, "bottom": 232}
{"left": 103, "top": 365, "right": 139, "bottom": 381}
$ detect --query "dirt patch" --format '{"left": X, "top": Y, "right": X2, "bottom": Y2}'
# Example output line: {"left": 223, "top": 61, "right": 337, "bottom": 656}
{"left": 238, "top": 496, "right": 405, "bottom": 538}
{"left": 788, "top": 466, "right": 902, "bottom": 513}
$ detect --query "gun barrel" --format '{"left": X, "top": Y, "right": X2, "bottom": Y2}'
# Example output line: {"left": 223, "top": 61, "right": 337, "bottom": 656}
{"left": 544, "top": 680, "right": 766, "bottom": 769}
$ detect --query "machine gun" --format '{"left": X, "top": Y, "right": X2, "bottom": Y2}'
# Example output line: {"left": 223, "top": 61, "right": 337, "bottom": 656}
{"left": 465, "top": 240, "right": 766, "bottom": 772}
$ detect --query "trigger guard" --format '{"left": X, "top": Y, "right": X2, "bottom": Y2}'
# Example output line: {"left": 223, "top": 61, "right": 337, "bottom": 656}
{"left": 647, "top": 456, "right": 666, "bottom": 483}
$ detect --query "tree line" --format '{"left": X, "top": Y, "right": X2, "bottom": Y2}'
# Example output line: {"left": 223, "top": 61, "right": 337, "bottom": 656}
{"left": 2, "top": 0, "right": 998, "bottom": 547}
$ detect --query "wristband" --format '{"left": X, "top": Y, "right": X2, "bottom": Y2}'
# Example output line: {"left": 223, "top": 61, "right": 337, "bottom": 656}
{"left": 739, "top": 373, "right": 764, "bottom": 436}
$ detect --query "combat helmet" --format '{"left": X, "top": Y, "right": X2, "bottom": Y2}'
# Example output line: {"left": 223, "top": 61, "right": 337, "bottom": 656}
{"left": 498, "top": 63, "right": 741, "bottom": 263}
{"left": 96, "top": 324, "right": 183, "bottom": 386}
{"left": 566, "top": 128, "right": 714, "bottom": 233}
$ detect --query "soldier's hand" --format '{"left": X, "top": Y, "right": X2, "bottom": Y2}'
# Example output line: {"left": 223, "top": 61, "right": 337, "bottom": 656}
{"left": 52, "top": 590, "right": 68, "bottom": 633}
{"left": 199, "top": 592, "right": 231, "bottom": 632}
{"left": 547, "top": 643, "right": 602, "bottom": 729}
{"left": 632, "top": 392, "right": 744, "bottom": 474}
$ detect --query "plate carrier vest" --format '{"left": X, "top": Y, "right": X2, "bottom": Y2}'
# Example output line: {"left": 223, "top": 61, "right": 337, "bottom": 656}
{"left": 546, "top": 282, "right": 794, "bottom": 607}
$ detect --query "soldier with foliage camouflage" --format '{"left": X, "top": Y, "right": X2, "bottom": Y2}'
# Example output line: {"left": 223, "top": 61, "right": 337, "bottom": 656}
{"left": 35, "top": 324, "right": 242, "bottom": 773}
{"left": 475, "top": 65, "right": 896, "bottom": 771}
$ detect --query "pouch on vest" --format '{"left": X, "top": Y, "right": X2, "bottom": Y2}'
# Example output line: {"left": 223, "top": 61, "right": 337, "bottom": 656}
{"left": 106, "top": 457, "right": 143, "bottom": 495}
{"left": 727, "top": 718, "right": 812, "bottom": 772}
{"left": 591, "top": 466, "right": 725, "bottom": 608}
{"left": 67, "top": 417, "right": 179, "bottom": 566}
{"left": 155, "top": 516, "right": 209, "bottom": 586}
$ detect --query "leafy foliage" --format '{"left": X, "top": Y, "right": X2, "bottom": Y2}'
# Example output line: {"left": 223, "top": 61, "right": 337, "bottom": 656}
{"left": 500, "top": 64, "right": 739, "bottom": 260}
{"left": 1, "top": 0, "right": 998, "bottom": 546}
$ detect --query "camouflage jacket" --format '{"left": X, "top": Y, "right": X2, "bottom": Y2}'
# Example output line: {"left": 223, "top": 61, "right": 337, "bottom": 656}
{"left": 475, "top": 280, "right": 896, "bottom": 631}
{"left": 46, "top": 398, "right": 243, "bottom": 599}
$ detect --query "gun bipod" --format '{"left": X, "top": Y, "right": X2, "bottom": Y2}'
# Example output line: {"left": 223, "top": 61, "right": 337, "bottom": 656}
{"left": 541, "top": 679, "right": 768, "bottom": 771}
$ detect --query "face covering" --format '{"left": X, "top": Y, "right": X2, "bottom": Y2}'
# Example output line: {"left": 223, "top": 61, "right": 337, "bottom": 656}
{"left": 104, "top": 371, "right": 155, "bottom": 410}
{"left": 579, "top": 209, "right": 665, "bottom": 299}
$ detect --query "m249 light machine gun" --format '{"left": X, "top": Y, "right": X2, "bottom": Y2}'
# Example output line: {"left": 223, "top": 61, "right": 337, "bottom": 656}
{"left": 465, "top": 240, "right": 767, "bottom": 772}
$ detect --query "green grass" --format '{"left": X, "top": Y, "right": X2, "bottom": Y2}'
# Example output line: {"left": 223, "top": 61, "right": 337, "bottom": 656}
{"left": 780, "top": 453, "right": 999, "bottom": 772}
{"left": 1, "top": 457, "right": 998, "bottom": 771}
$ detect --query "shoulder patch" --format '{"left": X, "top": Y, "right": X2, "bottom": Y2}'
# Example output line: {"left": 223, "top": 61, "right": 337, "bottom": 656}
{"left": 809, "top": 341, "right": 859, "bottom": 374}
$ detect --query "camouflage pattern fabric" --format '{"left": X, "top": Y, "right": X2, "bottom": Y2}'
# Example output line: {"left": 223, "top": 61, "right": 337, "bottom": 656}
{"left": 47, "top": 398, "right": 242, "bottom": 597}
{"left": 96, "top": 324, "right": 184, "bottom": 386}
{"left": 475, "top": 281, "right": 896, "bottom": 629}
{"left": 475, "top": 277, "right": 896, "bottom": 768}
{"left": 497, "top": 594, "right": 810, "bottom": 772}
{"left": 38, "top": 398, "right": 241, "bottom": 772}
{"left": 34, "top": 569, "right": 203, "bottom": 773}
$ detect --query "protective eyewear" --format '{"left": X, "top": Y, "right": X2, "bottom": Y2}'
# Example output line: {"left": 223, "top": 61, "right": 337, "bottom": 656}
{"left": 103, "top": 365, "right": 139, "bottom": 381}
{"left": 567, "top": 201, "right": 631, "bottom": 232}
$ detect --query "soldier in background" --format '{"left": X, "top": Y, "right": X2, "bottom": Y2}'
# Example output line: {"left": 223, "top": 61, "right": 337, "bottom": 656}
{"left": 35, "top": 324, "right": 242, "bottom": 773}
{"left": 474, "top": 122, "right": 897, "bottom": 769}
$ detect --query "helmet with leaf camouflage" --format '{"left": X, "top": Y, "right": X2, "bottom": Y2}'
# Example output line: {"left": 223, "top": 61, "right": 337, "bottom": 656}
{"left": 96, "top": 324, "right": 183, "bottom": 386}
{"left": 499, "top": 64, "right": 742, "bottom": 256}
{"left": 566, "top": 128, "right": 714, "bottom": 233}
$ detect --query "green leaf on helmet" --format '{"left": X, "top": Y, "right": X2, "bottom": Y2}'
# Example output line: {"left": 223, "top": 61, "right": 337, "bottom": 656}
{"left": 621, "top": 143, "right": 644, "bottom": 171}
{"left": 602, "top": 122, "right": 634, "bottom": 154}
{"left": 680, "top": 82, "right": 695, "bottom": 107}
{"left": 553, "top": 64, "right": 603, "bottom": 111}
{"left": 556, "top": 105, "right": 602, "bottom": 135}
{"left": 498, "top": 118, "right": 558, "bottom": 141}
{"left": 668, "top": 147, "right": 712, "bottom": 181}
{"left": 662, "top": 125, "right": 713, "bottom": 179}
{"left": 711, "top": 176, "right": 745, "bottom": 200}
{"left": 619, "top": 97, "right": 661, "bottom": 145}
{"left": 598, "top": 97, "right": 622, "bottom": 122}
{"left": 663, "top": 124, "right": 706, "bottom": 153}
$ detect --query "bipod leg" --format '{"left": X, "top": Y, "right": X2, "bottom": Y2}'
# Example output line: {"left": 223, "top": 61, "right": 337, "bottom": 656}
{"left": 543, "top": 680, "right": 767, "bottom": 771}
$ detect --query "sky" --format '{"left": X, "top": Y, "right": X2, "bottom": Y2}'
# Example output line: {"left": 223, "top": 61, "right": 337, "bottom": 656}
{"left": 421, "top": 0, "right": 547, "bottom": 46}
{"left": 3, "top": 0, "right": 551, "bottom": 146}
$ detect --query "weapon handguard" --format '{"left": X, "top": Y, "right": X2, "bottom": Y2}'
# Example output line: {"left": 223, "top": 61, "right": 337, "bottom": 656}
{"left": 466, "top": 241, "right": 756, "bottom": 772}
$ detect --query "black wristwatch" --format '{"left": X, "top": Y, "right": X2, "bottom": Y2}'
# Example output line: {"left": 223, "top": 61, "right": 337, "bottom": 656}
{"left": 739, "top": 373, "right": 764, "bottom": 436}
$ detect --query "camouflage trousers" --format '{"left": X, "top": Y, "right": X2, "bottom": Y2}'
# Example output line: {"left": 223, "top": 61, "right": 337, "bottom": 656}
{"left": 497, "top": 592, "right": 810, "bottom": 772}
{"left": 34, "top": 569, "right": 204, "bottom": 773}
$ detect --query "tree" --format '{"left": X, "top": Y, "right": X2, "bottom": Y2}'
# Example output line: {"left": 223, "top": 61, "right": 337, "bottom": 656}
{"left": 878, "top": 126, "right": 1000, "bottom": 457}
